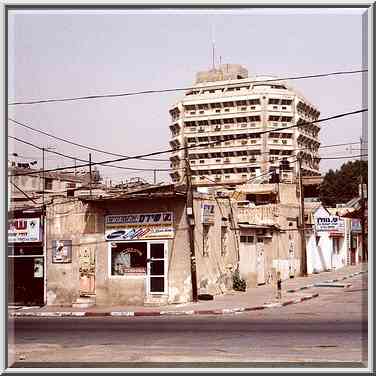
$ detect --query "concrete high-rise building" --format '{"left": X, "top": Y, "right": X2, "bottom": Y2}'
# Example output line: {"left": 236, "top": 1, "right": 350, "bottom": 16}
{"left": 169, "top": 64, "right": 320, "bottom": 187}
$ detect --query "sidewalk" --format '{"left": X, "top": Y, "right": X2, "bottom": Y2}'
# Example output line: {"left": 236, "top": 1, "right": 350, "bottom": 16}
{"left": 9, "top": 263, "right": 367, "bottom": 318}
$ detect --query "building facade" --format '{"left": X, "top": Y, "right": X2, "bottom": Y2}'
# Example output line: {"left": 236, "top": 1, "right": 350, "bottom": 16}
{"left": 8, "top": 166, "right": 93, "bottom": 306}
{"left": 235, "top": 183, "right": 302, "bottom": 286}
{"left": 169, "top": 64, "right": 320, "bottom": 187}
{"left": 8, "top": 207, "right": 45, "bottom": 306}
{"left": 44, "top": 185, "right": 239, "bottom": 307}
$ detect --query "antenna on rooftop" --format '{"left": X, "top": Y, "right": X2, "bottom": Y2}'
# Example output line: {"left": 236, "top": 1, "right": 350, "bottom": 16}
{"left": 211, "top": 23, "right": 215, "bottom": 70}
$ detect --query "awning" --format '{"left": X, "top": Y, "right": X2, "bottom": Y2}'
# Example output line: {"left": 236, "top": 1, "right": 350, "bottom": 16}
{"left": 238, "top": 223, "right": 273, "bottom": 229}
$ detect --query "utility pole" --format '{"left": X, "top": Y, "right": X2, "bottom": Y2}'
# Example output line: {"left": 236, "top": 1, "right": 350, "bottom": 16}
{"left": 359, "top": 137, "right": 367, "bottom": 262}
{"left": 42, "top": 147, "right": 45, "bottom": 207}
{"left": 153, "top": 170, "right": 157, "bottom": 185}
{"left": 89, "top": 153, "right": 92, "bottom": 198}
{"left": 185, "top": 151, "right": 198, "bottom": 302}
{"left": 298, "top": 154, "right": 308, "bottom": 276}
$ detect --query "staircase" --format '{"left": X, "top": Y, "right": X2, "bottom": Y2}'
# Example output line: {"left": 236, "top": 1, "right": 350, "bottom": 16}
{"left": 72, "top": 296, "right": 96, "bottom": 308}
{"left": 144, "top": 294, "right": 169, "bottom": 307}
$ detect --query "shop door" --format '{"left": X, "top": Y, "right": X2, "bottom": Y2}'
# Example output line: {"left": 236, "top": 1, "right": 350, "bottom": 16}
{"left": 9, "top": 257, "right": 44, "bottom": 306}
{"left": 256, "top": 238, "right": 266, "bottom": 285}
{"left": 79, "top": 247, "right": 96, "bottom": 296}
{"left": 147, "top": 242, "right": 167, "bottom": 294}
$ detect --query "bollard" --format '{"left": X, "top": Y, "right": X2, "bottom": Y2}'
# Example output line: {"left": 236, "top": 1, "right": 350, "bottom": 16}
{"left": 276, "top": 271, "right": 282, "bottom": 300}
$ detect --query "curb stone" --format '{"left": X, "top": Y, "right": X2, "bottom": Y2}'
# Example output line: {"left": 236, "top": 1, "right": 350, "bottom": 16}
{"left": 286, "top": 270, "right": 367, "bottom": 293}
{"left": 9, "top": 293, "right": 319, "bottom": 318}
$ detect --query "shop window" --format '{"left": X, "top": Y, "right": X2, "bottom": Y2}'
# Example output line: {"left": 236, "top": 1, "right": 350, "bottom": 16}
{"left": 203, "top": 225, "right": 210, "bottom": 257}
{"left": 111, "top": 242, "right": 147, "bottom": 275}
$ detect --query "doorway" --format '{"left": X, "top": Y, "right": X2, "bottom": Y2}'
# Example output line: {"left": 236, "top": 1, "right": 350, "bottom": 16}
{"left": 146, "top": 241, "right": 168, "bottom": 295}
{"left": 79, "top": 247, "right": 96, "bottom": 296}
{"left": 9, "top": 256, "right": 44, "bottom": 306}
{"left": 256, "top": 238, "right": 266, "bottom": 285}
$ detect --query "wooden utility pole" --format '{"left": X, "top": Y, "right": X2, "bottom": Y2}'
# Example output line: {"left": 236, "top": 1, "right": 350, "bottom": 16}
{"left": 153, "top": 170, "right": 157, "bottom": 185}
{"left": 298, "top": 154, "right": 308, "bottom": 276}
{"left": 89, "top": 153, "right": 92, "bottom": 197}
{"left": 359, "top": 137, "right": 367, "bottom": 262}
{"left": 185, "top": 153, "right": 198, "bottom": 302}
{"left": 42, "top": 147, "right": 45, "bottom": 207}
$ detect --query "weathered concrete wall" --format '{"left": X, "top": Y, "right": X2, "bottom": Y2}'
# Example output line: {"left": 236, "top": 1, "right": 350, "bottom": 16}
{"left": 46, "top": 196, "right": 193, "bottom": 306}
{"left": 273, "top": 203, "right": 301, "bottom": 280}
{"left": 46, "top": 199, "right": 88, "bottom": 306}
{"left": 278, "top": 184, "right": 299, "bottom": 206}
{"left": 193, "top": 197, "right": 238, "bottom": 296}
{"left": 238, "top": 201, "right": 302, "bottom": 289}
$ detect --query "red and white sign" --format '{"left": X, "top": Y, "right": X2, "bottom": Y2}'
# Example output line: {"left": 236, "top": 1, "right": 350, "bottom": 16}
{"left": 8, "top": 218, "right": 41, "bottom": 243}
{"left": 105, "top": 212, "right": 174, "bottom": 241}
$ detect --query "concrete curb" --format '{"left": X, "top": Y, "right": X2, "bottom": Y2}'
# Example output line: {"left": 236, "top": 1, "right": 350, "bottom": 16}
{"left": 287, "top": 270, "right": 367, "bottom": 293}
{"left": 9, "top": 293, "right": 319, "bottom": 318}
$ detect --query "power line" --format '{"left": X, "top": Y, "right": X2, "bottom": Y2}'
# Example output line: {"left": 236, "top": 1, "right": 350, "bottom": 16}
{"left": 8, "top": 138, "right": 363, "bottom": 176}
{"left": 8, "top": 108, "right": 367, "bottom": 178}
{"left": 8, "top": 135, "right": 171, "bottom": 172}
{"left": 320, "top": 154, "right": 368, "bottom": 160}
{"left": 10, "top": 181, "right": 39, "bottom": 204}
{"left": 8, "top": 118, "right": 169, "bottom": 162}
{"left": 8, "top": 69, "right": 367, "bottom": 106}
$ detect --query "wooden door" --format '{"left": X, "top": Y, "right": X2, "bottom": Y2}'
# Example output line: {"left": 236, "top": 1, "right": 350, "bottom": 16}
{"left": 79, "top": 247, "right": 96, "bottom": 296}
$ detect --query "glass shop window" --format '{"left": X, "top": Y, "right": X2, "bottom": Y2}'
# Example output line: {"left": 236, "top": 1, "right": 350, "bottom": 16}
{"left": 111, "top": 242, "right": 147, "bottom": 275}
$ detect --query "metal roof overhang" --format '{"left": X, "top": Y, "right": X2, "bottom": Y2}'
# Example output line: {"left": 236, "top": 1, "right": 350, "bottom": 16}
{"left": 238, "top": 223, "right": 275, "bottom": 229}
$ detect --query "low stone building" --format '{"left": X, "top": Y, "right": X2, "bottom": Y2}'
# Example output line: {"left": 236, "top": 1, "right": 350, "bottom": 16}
{"left": 234, "top": 183, "right": 302, "bottom": 287}
{"left": 45, "top": 184, "right": 239, "bottom": 307}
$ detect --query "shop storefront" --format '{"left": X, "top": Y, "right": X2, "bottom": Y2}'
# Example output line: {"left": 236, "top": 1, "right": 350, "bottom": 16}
{"left": 8, "top": 214, "right": 45, "bottom": 306}
{"left": 312, "top": 207, "right": 346, "bottom": 271}
{"left": 45, "top": 188, "right": 239, "bottom": 307}
{"left": 105, "top": 212, "right": 174, "bottom": 297}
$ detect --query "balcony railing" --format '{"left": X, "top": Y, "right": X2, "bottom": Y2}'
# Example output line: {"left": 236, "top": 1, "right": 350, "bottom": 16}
{"left": 237, "top": 204, "right": 279, "bottom": 226}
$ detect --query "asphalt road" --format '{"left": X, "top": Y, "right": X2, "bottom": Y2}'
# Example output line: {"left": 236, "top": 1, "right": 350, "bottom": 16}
{"left": 8, "top": 274, "right": 368, "bottom": 367}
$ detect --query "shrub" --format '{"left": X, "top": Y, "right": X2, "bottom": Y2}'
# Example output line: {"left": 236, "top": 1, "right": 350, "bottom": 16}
{"left": 232, "top": 269, "right": 246, "bottom": 292}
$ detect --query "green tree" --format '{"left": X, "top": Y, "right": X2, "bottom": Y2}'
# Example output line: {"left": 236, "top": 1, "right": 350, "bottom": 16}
{"left": 319, "top": 160, "right": 367, "bottom": 207}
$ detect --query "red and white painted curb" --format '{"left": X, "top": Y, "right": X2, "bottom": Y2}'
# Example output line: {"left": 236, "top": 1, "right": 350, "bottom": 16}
{"left": 287, "top": 270, "right": 367, "bottom": 293}
{"left": 9, "top": 293, "right": 319, "bottom": 318}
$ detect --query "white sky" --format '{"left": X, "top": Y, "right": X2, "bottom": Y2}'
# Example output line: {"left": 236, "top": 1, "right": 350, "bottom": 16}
{"left": 7, "top": 8, "right": 368, "bottom": 184}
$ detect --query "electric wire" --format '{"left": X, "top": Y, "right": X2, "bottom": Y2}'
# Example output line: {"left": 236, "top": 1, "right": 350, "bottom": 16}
{"left": 8, "top": 69, "right": 367, "bottom": 106}
{"left": 8, "top": 108, "right": 367, "bottom": 177}
{"left": 320, "top": 154, "right": 368, "bottom": 160}
{"left": 10, "top": 181, "right": 39, "bottom": 204}
{"left": 8, "top": 135, "right": 171, "bottom": 172}
{"left": 8, "top": 118, "right": 170, "bottom": 162}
